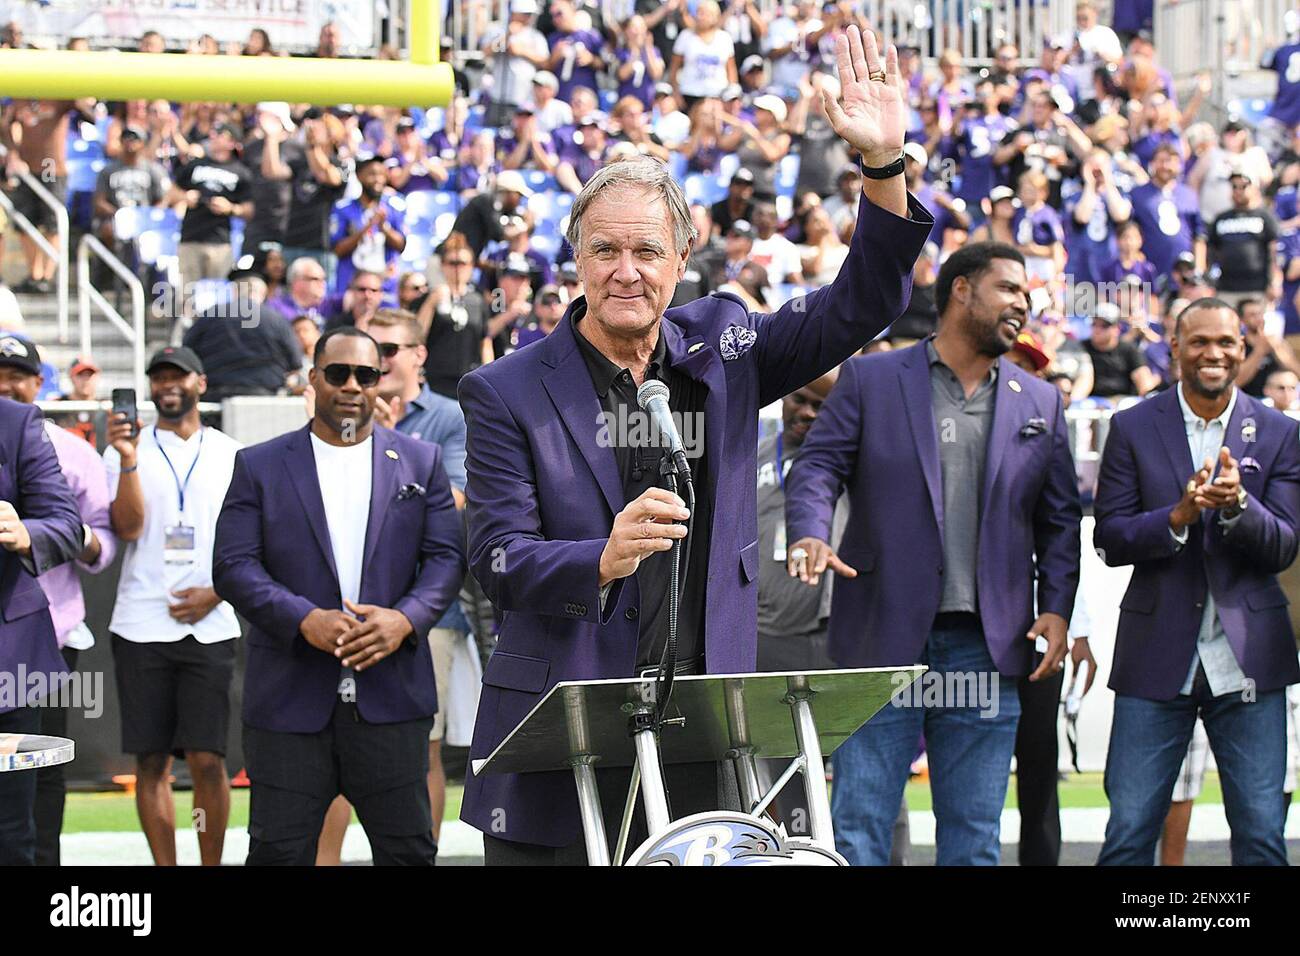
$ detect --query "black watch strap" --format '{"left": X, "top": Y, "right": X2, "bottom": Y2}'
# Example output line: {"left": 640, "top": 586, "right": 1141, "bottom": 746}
{"left": 859, "top": 153, "right": 905, "bottom": 180}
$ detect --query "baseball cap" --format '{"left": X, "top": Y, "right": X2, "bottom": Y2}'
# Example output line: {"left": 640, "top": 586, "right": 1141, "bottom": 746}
{"left": 1092, "top": 303, "right": 1121, "bottom": 325}
{"left": 731, "top": 168, "right": 755, "bottom": 186}
{"left": 515, "top": 103, "right": 536, "bottom": 116}
{"left": 396, "top": 116, "right": 417, "bottom": 131}
{"left": 902, "top": 141, "right": 928, "bottom": 167}
{"left": 654, "top": 82, "right": 676, "bottom": 98}
{"left": 741, "top": 55, "right": 765, "bottom": 74}
{"left": 353, "top": 151, "right": 385, "bottom": 170}
{"left": 121, "top": 125, "right": 148, "bottom": 142}
{"left": 537, "top": 284, "right": 563, "bottom": 303}
{"left": 0, "top": 335, "right": 40, "bottom": 375}
{"left": 1047, "top": 32, "right": 1072, "bottom": 50}
{"left": 721, "top": 84, "right": 743, "bottom": 103}
{"left": 502, "top": 253, "right": 532, "bottom": 277}
{"left": 837, "top": 163, "right": 861, "bottom": 182}
{"left": 513, "top": 0, "right": 538, "bottom": 13}
{"left": 228, "top": 253, "right": 265, "bottom": 282}
{"left": 1012, "top": 331, "right": 1051, "bottom": 372}
{"left": 1174, "top": 251, "right": 1197, "bottom": 268}
{"left": 211, "top": 122, "right": 242, "bottom": 141}
{"left": 1229, "top": 169, "right": 1256, "bottom": 186}
{"left": 728, "top": 219, "right": 755, "bottom": 239}
{"left": 69, "top": 355, "right": 100, "bottom": 376}
{"left": 559, "top": 261, "right": 580, "bottom": 282}
{"left": 752, "top": 94, "right": 788, "bottom": 124}
{"left": 532, "top": 71, "right": 559, "bottom": 92}
{"left": 257, "top": 101, "right": 295, "bottom": 133}
{"left": 988, "top": 185, "right": 1017, "bottom": 204}
{"left": 495, "top": 169, "right": 533, "bottom": 197}
{"left": 146, "top": 345, "right": 205, "bottom": 376}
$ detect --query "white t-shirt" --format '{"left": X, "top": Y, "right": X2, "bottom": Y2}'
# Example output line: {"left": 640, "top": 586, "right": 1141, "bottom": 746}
{"left": 764, "top": 16, "right": 821, "bottom": 91}
{"left": 673, "top": 29, "right": 735, "bottom": 98}
{"left": 749, "top": 234, "right": 805, "bottom": 284}
{"left": 105, "top": 425, "right": 242, "bottom": 644}
{"left": 310, "top": 432, "right": 372, "bottom": 609}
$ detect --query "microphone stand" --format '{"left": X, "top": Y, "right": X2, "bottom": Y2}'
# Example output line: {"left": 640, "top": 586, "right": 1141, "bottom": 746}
{"left": 651, "top": 452, "right": 694, "bottom": 732}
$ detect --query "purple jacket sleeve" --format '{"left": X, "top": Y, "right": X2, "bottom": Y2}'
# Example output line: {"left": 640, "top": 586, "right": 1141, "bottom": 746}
{"left": 1032, "top": 394, "right": 1082, "bottom": 620}
{"left": 784, "top": 359, "right": 863, "bottom": 545}
{"left": 212, "top": 450, "right": 318, "bottom": 645}
{"left": 1204, "top": 424, "right": 1300, "bottom": 575}
{"left": 1094, "top": 413, "right": 1181, "bottom": 566}
{"left": 752, "top": 193, "right": 934, "bottom": 409}
{"left": 459, "top": 371, "right": 615, "bottom": 625}
{"left": 17, "top": 405, "right": 82, "bottom": 576}
{"left": 391, "top": 448, "right": 466, "bottom": 638}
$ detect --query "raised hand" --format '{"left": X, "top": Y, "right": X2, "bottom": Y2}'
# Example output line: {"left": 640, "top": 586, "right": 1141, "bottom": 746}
{"left": 821, "top": 25, "right": 905, "bottom": 168}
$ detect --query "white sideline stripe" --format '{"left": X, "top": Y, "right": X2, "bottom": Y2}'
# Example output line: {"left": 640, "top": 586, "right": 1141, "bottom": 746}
{"left": 61, "top": 809, "right": 1300, "bottom": 863}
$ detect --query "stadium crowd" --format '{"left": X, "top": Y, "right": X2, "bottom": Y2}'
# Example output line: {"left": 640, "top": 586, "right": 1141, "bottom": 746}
{"left": 1, "top": 1, "right": 1300, "bottom": 866}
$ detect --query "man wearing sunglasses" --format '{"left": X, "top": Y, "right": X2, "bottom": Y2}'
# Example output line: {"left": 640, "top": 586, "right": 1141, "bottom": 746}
{"left": 459, "top": 27, "right": 934, "bottom": 864}
{"left": 214, "top": 326, "right": 465, "bottom": 865}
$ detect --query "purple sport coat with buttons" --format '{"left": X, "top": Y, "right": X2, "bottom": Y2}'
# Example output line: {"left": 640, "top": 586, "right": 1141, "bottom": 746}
{"left": 458, "top": 193, "right": 934, "bottom": 848}
{"left": 784, "top": 342, "right": 1082, "bottom": 675}
{"left": 212, "top": 423, "right": 465, "bottom": 733}
{"left": 0, "top": 398, "right": 82, "bottom": 713}
{"left": 1094, "top": 388, "right": 1300, "bottom": 701}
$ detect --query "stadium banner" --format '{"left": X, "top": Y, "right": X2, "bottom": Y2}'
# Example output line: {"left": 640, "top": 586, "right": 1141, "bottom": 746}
{"left": 0, "top": 0, "right": 376, "bottom": 54}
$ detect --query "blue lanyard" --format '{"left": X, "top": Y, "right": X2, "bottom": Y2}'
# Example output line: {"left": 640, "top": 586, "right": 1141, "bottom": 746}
{"left": 775, "top": 431, "right": 785, "bottom": 492}
{"left": 154, "top": 426, "right": 204, "bottom": 516}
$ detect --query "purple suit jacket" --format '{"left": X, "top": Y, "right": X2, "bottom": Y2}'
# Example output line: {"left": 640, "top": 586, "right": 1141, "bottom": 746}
{"left": 784, "top": 343, "right": 1082, "bottom": 675}
{"left": 458, "top": 194, "right": 934, "bottom": 847}
{"left": 0, "top": 399, "right": 82, "bottom": 712}
{"left": 212, "top": 423, "right": 465, "bottom": 733}
{"left": 1094, "top": 388, "right": 1300, "bottom": 700}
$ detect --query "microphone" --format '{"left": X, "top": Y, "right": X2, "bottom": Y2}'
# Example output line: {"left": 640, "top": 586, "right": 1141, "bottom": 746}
{"left": 636, "top": 379, "right": 691, "bottom": 483}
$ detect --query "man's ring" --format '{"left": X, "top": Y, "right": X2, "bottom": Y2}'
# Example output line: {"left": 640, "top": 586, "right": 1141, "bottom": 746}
{"left": 868, "top": 69, "right": 887, "bottom": 83}
{"left": 1187, "top": 478, "right": 1197, "bottom": 494}
{"left": 789, "top": 547, "right": 809, "bottom": 562}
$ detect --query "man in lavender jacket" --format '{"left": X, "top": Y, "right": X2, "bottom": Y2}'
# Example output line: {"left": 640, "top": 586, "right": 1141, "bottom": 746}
{"left": 0, "top": 337, "right": 117, "bottom": 865}
{"left": 784, "top": 243, "right": 1082, "bottom": 865}
{"left": 459, "top": 28, "right": 933, "bottom": 863}
{"left": 0, "top": 357, "right": 83, "bottom": 865}
{"left": 1094, "top": 298, "right": 1300, "bottom": 865}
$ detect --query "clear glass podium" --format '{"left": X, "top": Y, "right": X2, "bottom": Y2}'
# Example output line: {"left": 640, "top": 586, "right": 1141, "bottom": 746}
{"left": 0, "top": 734, "right": 74, "bottom": 773}
{"left": 473, "top": 666, "right": 925, "bottom": 866}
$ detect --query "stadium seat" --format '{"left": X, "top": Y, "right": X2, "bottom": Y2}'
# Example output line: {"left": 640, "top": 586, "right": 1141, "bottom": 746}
{"left": 599, "top": 90, "right": 618, "bottom": 112}
{"left": 114, "top": 206, "right": 180, "bottom": 242}
{"left": 530, "top": 233, "right": 563, "bottom": 261}
{"left": 230, "top": 217, "right": 245, "bottom": 260}
{"left": 523, "top": 170, "right": 557, "bottom": 194}
{"left": 65, "top": 156, "right": 104, "bottom": 195}
{"left": 402, "top": 233, "right": 433, "bottom": 272}
{"left": 776, "top": 154, "right": 800, "bottom": 198}
{"left": 404, "top": 190, "right": 459, "bottom": 232}
{"left": 667, "top": 152, "right": 688, "bottom": 182}
{"left": 432, "top": 211, "right": 457, "bottom": 244}
{"left": 67, "top": 135, "right": 105, "bottom": 163}
{"left": 683, "top": 173, "right": 728, "bottom": 207}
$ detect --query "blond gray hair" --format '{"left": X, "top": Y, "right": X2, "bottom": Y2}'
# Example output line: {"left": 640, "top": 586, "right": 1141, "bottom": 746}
{"left": 565, "top": 157, "right": 696, "bottom": 256}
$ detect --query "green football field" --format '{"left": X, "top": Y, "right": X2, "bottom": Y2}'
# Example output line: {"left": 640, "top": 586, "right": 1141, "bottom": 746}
{"left": 60, "top": 772, "right": 1225, "bottom": 833}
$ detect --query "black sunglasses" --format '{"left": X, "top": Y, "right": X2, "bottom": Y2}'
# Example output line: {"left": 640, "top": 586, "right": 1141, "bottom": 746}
{"left": 378, "top": 342, "right": 419, "bottom": 359}
{"left": 318, "top": 363, "right": 381, "bottom": 387}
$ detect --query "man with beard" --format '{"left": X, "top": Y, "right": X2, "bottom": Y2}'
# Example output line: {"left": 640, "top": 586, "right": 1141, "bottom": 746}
{"left": 104, "top": 346, "right": 244, "bottom": 866}
{"left": 331, "top": 155, "right": 407, "bottom": 305}
{"left": 213, "top": 327, "right": 464, "bottom": 865}
{"left": 784, "top": 242, "right": 1082, "bottom": 865}
{"left": 1094, "top": 299, "right": 1300, "bottom": 865}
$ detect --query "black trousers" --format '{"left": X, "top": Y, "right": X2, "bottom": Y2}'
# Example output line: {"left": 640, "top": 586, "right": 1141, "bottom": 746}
{"left": 1014, "top": 669, "right": 1066, "bottom": 866}
{"left": 0, "top": 706, "right": 43, "bottom": 865}
{"left": 484, "top": 760, "right": 740, "bottom": 866}
{"left": 34, "top": 647, "right": 78, "bottom": 866}
{"left": 243, "top": 698, "right": 437, "bottom": 866}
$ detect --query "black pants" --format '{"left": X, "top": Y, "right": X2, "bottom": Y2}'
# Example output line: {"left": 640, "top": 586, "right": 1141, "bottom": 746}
{"left": 34, "top": 647, "right": 78, "bottom": 866}
{"left": 0, "top": 706, "right": 43, "bottom": 865}
{"left": 1014, "top": 669, "right": 1065, "bottom": 866}
{"left": 484, "top": 760, "right": 740, "bottom": 866}
{"left": 243, "top": 698, "right": 437, "bottom": 866}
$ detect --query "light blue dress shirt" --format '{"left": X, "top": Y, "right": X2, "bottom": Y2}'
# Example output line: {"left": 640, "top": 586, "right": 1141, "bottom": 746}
{"left": 1170, "top": 384, "right": 1248, "bottom": 697}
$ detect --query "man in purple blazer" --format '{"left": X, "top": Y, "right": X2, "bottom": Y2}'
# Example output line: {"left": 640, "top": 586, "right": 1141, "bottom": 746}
{"left": 213, "top": 327, "right": 465, "bottom": 865}
{"left": 459, "top": 27, "right": 933, "bottom": 864}
{"left": 1094, "top": 298, "right": 1300, "bottom": 866}
{"left": 784, "top": 242, "right": 1082, "bottom": 865}
{"left": 0, "top": 390, "right": 83, "bottom": 865}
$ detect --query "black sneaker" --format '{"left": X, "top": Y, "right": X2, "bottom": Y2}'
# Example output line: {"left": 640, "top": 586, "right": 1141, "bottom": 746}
{"left": 33, "top": 279, "right": 53, "bottom": 294}
{"left": 13, "top": 278, "right": 41, "bottom": 294}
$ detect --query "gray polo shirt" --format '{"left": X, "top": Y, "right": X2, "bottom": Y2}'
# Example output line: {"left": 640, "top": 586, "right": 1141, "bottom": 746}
{"left": 927, "top": 340, "right": 997, "bottom": 614}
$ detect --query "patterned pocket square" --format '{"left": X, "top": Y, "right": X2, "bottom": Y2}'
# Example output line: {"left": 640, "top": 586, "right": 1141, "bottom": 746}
{"left": 396, "top": 482, "right": 426, "bottom": 500}
{"left": 1240, "top": 456, "right": 1261, "bottom": 474}
{"left": 719, "top": 324, "right": 757, "bottom": 361}
{"left": 1020, "top": 417, "right": 1047, "bottom": 438}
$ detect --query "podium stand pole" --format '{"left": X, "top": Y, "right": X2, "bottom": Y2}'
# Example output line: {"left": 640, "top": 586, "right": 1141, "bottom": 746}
{"left": 631, "top": 705, "right": 672, "bottom": 834}
{"left": 570, "top": 756, "right": 611, "bottom": 866}
{"left": 787, "top": 680, "right": 835, "bottom": 850}
{"left": 723, "top": 678, "right": 763, "bottom": 811}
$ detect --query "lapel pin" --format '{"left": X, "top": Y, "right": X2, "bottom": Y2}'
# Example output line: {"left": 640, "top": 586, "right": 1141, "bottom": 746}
{"left": 688, "top": 342, "right": 705, "bottom": 354}
{"left": 1008, "top": 380, "right": 1022, "bottom": 393}
{"left": 1241, "top": 423, "right": 1256, "bottom": 442}
{"left": 386, "top": 449, "right": 400, "bottom": 460}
